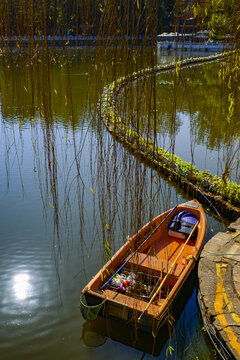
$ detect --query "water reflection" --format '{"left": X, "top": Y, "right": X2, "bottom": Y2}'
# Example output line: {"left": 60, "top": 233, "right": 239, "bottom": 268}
{"left": 119, "top": 60, "right": 240, "bottom": 182}
{"left": 82, "top": 321, "right": 107, "bottom": 347}
{"left": 13, "top": 273, "right": 31, "bottom": 301}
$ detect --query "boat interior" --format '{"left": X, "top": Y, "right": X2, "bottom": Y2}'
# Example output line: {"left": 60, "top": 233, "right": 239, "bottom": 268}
{"left": 104, "top": 225, "right": 198, "bottom": 309}
{"left": 83, "top": 202, "right": 204, "bottom": 320}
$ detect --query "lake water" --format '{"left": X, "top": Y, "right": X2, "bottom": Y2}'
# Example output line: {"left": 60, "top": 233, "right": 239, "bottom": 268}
{"left": 0, "top": 47, "right": 238, "bottom": 360}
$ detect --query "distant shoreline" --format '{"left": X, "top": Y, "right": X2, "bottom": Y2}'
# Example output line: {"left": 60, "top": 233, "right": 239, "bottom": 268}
{"left": 0, "top": 35, "right": 146, "bottom": 44}
{"left": 158, "top": 41, "right": 231, "bottom": 52}
{"left": 157, "top": 32, "right": 234, "bottom": 52}
{"left": 0, "top": 34, "right": 233, "bottom": 52}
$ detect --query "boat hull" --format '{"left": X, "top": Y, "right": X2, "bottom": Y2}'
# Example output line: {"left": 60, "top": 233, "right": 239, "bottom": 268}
{"left": 82, "top": 266, "right": 199, "bottom": 355}
{"left": 81, "top": 199, "right": 206, "bottom": 334}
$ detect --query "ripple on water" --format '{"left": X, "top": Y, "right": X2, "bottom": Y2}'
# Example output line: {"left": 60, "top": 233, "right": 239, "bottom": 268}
{"left": 0, "top": 234, "right": 66, "bottom": 354}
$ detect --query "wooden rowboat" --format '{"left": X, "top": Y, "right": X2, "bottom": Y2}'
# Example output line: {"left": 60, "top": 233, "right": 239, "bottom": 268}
{"left": 81, "top": 199, "right": 206, "bottom": 330}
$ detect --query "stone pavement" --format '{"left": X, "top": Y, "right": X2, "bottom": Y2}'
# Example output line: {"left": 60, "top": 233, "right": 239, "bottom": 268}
{"left": 198, "top": 218, "right": 240, "bottom": 359}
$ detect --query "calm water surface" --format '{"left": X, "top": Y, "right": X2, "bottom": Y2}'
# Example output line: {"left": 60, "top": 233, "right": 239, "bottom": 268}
{"left": 0, "top": 48, "right": 235, "bottom": 360}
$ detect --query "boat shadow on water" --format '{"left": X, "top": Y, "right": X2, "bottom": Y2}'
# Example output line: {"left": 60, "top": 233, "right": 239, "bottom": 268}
{"left": 81, "top": 266, "right": 198, "bottom": 356}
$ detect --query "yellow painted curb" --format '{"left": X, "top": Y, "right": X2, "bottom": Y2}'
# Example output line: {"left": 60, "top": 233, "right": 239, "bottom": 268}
{"left": 214, "top": 263, "right": 240, "bottom": 356}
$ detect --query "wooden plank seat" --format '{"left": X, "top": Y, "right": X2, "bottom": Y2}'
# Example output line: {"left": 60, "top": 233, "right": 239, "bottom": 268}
{"left": 125, "top": 252, "right": 184, "bottom": 277}
{"left": 104, "top": 289, "right": 161, "bottom": 316}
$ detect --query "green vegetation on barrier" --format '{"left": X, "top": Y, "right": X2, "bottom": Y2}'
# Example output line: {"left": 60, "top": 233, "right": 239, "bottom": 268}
{"left": 99, "top": 50, "right": 240, "bottom": 210}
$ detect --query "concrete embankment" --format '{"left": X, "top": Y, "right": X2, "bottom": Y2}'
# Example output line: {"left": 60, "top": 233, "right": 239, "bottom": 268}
{"left": 198, "top": 218, "right": 240, "bottom": 359}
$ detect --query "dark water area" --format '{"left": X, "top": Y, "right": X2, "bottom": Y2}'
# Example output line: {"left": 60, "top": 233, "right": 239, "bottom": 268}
{"left": 0, "top": 47, "right": 236, "bottom": 359}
